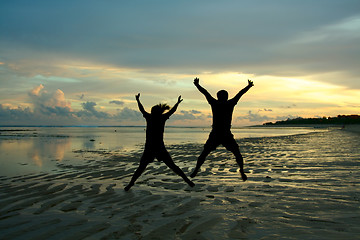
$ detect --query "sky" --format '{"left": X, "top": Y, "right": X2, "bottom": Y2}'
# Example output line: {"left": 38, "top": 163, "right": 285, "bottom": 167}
{"left": 1, "top": 0, "right": 360, "bottom": 126}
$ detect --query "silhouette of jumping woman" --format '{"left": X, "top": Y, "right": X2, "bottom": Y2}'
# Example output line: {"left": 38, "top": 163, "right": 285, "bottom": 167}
{"left": 190, "top": 77, "right": 254, "bottom": 181}
{"left": 124, "top": 93, "right": 195, "bottom": 191}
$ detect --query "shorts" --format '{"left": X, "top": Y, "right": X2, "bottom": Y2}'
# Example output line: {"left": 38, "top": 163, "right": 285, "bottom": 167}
{"left": 141, "top": 144, "right": 171, "bottom": 163}
{"left": 203, "top": 130, "right": 239, "bottom": 152}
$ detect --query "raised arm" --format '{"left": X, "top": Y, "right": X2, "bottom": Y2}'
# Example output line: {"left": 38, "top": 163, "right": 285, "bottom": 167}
{"left": 193, "top": 78, "right": 216, "bottom": 103}
{"left": 135, "top": 93, "right": 149, "bottom": 116}
{"left": 231, "top": 79, "right": 254, "bottom": 104}
{"left": 164, "top": 96, "right": 183, "bottom": 118}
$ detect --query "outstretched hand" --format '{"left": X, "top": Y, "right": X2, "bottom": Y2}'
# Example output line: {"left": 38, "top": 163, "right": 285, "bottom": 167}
{"left": 135, "top": 93, "right": 140, "bottom": 100}
{"left": 248, "top": 79, "right": 254, "bottom": 87}
{"left": 177, "top": 96, "right": 183, "bottom": 104}
{"left": 193, "top": 77, "right": 199, "bottom": 85}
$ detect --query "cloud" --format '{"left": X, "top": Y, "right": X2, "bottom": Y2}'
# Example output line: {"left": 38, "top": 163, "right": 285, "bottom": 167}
{"left": 1, "top": 1, "right": 360, "bottom": 126}
{"left": 1, "top": 83, "right": 78, "bottom": 125}
{"left": 280, "top": 104, "right": 297, "bottom": 109}
{"left": 28, "top": 84, "right": 73, "bottom": 118}
{"left": 81, "top": 101, "right": 96, "bottom": 112}
{"left": 188, "top": 110, "right": 202, "bottom": 114}
{"left": 258, "top": 108, "right": 273, "bottom": 112}
{"left": 30, "top": 84, "right": 44, "bottom": 96}
{"left": 170, "top": 110, "right": 206, "bottom": 121}
{"left": 0, "top": 104, "right": 34, "bottom": 124}
{"left": 1, "top": 1, "right": 359, "bottom": 89}
{"left": 1, "top": 84, "right": 144, "bottom": 125}
{"left": 237, "top": 109, "right": 303, "bottom": 124}
{"left": 29, "top": 84, "right": 71, "bottom": 108}
{"left": 0, "top": 104, "right": 75, "bottom": 125}
{"left": 77, "top": 101, "right": 110, "bottom": 119}
{"left": 1, "top": 85, "right": 120, "bottom": 125}
{"left": 237, "top": 110, "right": 272, "bottom": 122}
{"left": 114, "top": 107, "right": 142, "bottom": 122}
{"left": 273, "top": 115, "right": 300, "bottom": 122}
{"left": 109, "top": 100, "right": 124, "bottom": 105}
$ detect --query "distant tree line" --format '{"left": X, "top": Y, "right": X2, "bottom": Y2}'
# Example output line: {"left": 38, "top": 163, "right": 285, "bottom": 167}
{"left": 263, "top": 115, "right": 360, "bottom": 126}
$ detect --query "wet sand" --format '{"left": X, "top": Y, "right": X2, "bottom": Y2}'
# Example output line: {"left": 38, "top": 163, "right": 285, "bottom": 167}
{"left": 343, "top": 124, "right": 360, "bottom": 133}
{"left": 0, "top": 129, "right": 359, "bottom": 239}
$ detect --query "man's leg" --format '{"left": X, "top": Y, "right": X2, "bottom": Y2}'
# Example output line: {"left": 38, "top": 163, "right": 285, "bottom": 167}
{"left": 190, "top": 145, "right": 213, "bottom": 178}
{"left": 160, "top": 150, "right": 195, "bottom": 187}
{"left": 191, "top": 132, "right": 219, "bottom": 178}
{"left": 224, "top": 137, "right": 248, "bottom": 181}
{"left": 124, "top": 152, "right": 153, "bottom": 191}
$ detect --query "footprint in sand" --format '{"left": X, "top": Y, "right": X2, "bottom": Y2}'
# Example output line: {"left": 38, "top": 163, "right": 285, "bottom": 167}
{"left": 229, "top": 168, "right": 238, "bottom": 173}
{"left": 224, "top": 186, "right": 234, "bottom": 192}
{"left": 206, "top": 186, "right": 219, "bottom": 192}
{"left": 106, "top": 184, "right": 116, "bottom": 190}
{"left": 228, "top": 218, "right": 257, "bottom": 239}
{"left": 60, "top": 200, "right": 82, "bottom": 212}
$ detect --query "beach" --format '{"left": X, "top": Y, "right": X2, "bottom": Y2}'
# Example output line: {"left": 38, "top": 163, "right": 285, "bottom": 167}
{"left": 0, "top": 127, "right": 359, "bottom": 239}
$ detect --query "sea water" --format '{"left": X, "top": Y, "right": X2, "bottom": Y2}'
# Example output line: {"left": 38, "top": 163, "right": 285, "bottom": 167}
{"left": 0, "top": 126, "right": 324, "bottom": 177}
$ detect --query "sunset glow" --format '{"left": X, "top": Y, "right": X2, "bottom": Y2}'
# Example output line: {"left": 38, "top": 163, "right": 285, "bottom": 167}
{"left": 1, "top": 1, "right": 359, "bottom": 126}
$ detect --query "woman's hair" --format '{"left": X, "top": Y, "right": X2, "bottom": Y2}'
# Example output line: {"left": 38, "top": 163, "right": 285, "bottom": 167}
{"left": 151, "top": 103, "right": 170, "bottom": 115}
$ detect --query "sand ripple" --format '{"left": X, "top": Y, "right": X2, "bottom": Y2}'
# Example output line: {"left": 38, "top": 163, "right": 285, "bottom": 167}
{"left": 0, "top": 129, "right": 359, "bottom": 239}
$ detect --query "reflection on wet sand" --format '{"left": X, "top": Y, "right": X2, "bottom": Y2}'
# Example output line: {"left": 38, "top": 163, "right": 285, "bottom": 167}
{"left": 0, "top": 137, "right": 72, "bottom": 175}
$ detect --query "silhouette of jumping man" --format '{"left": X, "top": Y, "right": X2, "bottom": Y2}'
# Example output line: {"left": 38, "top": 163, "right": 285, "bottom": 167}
{"left": 124, "top": 93, "right": 195, "bottom": 191}
{"left": 190, "top": 77, "right": 254, "bottom": 181}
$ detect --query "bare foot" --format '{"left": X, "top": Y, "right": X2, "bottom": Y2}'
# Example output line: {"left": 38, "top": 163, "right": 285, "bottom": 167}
{"left": 240, "top": 172, "right": 247, "bottom": 182}
{"left": 124, "top": 183, "right": 133, "bottom": 191}
{"left": 188, "top": 180, "right": 195, "bottom": 187}
{"left": 190, "top": 169, "right": 198, "bottom": 178}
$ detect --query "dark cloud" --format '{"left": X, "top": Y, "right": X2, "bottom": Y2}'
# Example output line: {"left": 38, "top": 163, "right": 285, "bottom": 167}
{"left": 39, "top": 105, "right": 72, "bottom": 117}
{"left": 0, "top": 103, "right": 142, "bottom": 125}
{"left": 189, "top": 110, "right": 202, "bottom": 114}
{"left": 109, "top": 100, "right": 124, "bottom": 105}
{"left": 77, "top": 101, "right": 110, "bottom": 119}
{"left": 1, "top": 1, "right": 359, "bottom": 88}
{"left": 114, "top": 107, "right": 142, "bottom": 122}
{"left": 1, "top": 85, "right": 117, "bottom": 124}
{"left": 81, "top": 102, "right": 96, "bottom": 112}
{"left": 237, "top": 110, "right": 272, "bottom": 122}
{"left": 281, "top": 104, "right": 297, "bottom": 109}
{"left": 171, "top": 110, "right": 205, "bottom": 121}
{"left": 0, "top": 84, "right": 80, "bottom": 125}
{"left": 274, "top": 115, "right": 300, "bottom": 122}
{"left": 0, "top": 104, "right": 34, "bottom": 124}
{"left": 258, "top": 108, "right": 273, "bottom": 112}
{"left": 238, "top": 110, "right": 303, "bottom": 124}
{"left": 0, "top": 104, "right": 76, "bottom": 125}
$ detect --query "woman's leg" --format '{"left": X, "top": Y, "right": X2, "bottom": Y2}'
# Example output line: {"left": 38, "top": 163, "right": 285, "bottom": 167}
{"left": 124, "top": 151, "right": 153, "bottom": 191}
{"left": 159, "top": 150, "right": 195, "bottom": 187}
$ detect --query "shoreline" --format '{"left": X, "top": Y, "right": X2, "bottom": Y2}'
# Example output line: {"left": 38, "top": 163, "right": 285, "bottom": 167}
{"left": 342, "top": 124, "right": 360, "bottom": 133}
{"left": 251, "top": 123, "right": 360, "bottom": 134}
{"left": 249, "top": 123, "right": 343, "bottom": 128}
